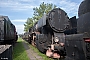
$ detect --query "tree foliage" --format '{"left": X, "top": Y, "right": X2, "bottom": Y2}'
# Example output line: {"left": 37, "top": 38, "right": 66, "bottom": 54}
{"left": 24, "top": 2, "right": 57, "bottom": 32}
{"left": 24, "top": 18, "right": 33, "bottom": 32}
{"left": 33, "top": 2, "right": 56, "bottom": 20}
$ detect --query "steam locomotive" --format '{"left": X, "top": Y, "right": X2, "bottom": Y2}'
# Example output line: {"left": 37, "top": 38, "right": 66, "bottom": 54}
{"left": 65, "top": 0, "right": 90, "bottom": 60}
{"left": 0, "top": 16, "right": 18, "bottom": 44}
{"left": 24, "top": 0, "right": 90, "bottom": 60}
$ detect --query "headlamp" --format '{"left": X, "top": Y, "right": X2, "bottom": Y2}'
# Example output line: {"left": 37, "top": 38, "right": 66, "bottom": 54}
{"left": 55, "top": 37, "right": 59, "bottom": 42}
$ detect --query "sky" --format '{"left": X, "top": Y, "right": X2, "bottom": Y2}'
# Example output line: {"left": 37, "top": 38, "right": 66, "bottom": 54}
{"left": 0, "top": 0, "right": 83, "bottom": 34}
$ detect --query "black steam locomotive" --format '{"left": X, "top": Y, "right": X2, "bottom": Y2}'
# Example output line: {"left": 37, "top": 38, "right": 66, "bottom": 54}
{"left": 25, "top": 0, "right": 90, "bottom": 60}
{"left": 0, "top": 16, "right": 18, "bottom": 44}
{"left": 65, "top": 0, "right": 90, "bottom": 60}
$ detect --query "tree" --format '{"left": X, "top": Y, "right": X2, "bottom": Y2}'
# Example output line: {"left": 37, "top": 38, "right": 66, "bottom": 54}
{"left": 24, "top": 2, "right": 57, "bottom": 32}
{"left": 24, "top": 18, "right": 33, "bottom": 32}
{"left": 33, "top": 2, "right": 57, "bottom": 21}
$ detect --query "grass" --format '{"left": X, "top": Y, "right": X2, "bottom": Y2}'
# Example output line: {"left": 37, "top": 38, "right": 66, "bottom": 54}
{"left": 13, "top": 38, "right": 29, "bottom": 60}
{"left": 13, "top": 38, "right": 58, "bottom": 60}
{"left": 26, "top": 41, "right": 54, "bottom": 60}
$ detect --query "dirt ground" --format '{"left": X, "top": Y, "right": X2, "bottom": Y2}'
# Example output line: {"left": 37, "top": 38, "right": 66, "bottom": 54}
{"left": 22, "top": 41, "right": 43, "bottom": 60}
